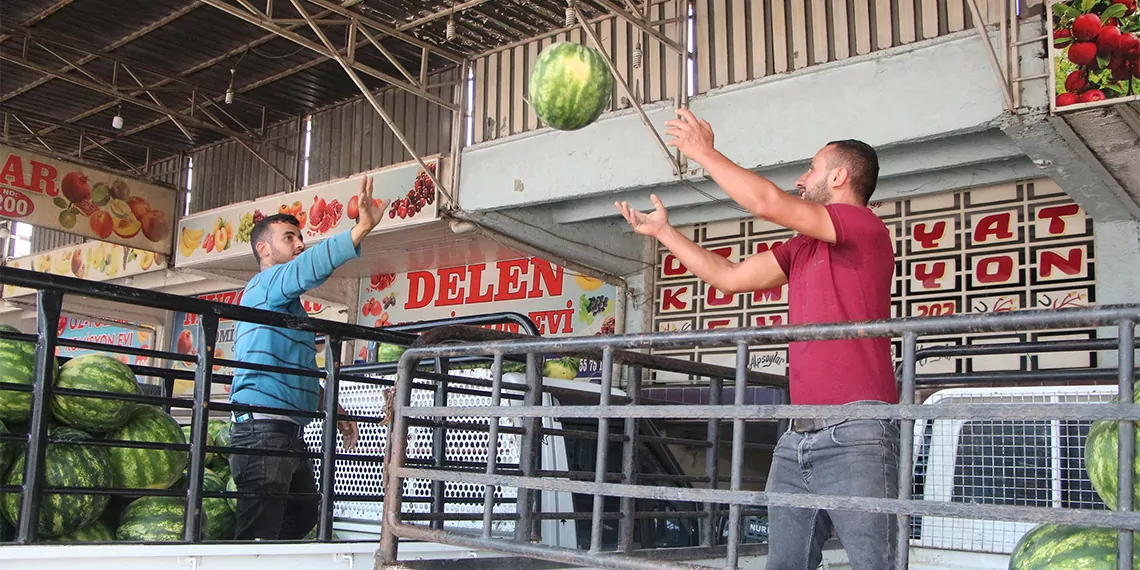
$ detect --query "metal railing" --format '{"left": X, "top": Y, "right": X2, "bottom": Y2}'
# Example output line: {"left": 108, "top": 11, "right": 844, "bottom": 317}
{"left": 0, "top": 265, "right": 591, "bottom": 545}
{"left": 377, "top": 304, "right": 1140, "bottom": 569}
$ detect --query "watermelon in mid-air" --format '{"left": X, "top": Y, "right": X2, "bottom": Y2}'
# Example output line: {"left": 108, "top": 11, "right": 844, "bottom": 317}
{"left": 1, "top": 427, "right": 111, "bottom": 538}
{"left": 0, "top": 324, "right": 57, "bottom": 424}
{"left": 528, "top": 42, "right": 614, "bottom": 131}
{"left": 52, "top": 354, "right": 139, "bottom": 433}
{"left": 1010, "top": 523, "right": 1140, "bottom": 569}
{"left": 107, "top": 405, "right": 188, "bottom": 490}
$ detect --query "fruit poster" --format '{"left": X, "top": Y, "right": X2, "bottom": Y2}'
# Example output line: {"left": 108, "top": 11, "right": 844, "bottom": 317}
{"left": 354, "top": 257, "right": 618, "bottom": 378}
{"left": 1, "top": 240, "right": 167, "bottom": 298}
{"left": 175, "top": 157, "right": 440, "bottom": 266}
{"left": 0, "top": 144, "right": 177, "bottom": 254}
{"left": 1050, "top": 0, "right": 1140, "bottom": 111}
{"left": 168, "top": 289, "right": 347, "bottom": 398}
{"left": 57, "top": 316, "right": 154, "bottom": 366}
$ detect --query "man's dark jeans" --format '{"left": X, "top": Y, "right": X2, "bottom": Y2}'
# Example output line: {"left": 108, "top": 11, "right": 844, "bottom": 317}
{"left": 229, "top": 420, "right": 318, "bottom": 540}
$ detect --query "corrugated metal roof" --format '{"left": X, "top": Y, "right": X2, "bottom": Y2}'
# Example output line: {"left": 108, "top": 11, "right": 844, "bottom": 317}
{"left": 1, "top": 0, "right": 609, "bottom": 177}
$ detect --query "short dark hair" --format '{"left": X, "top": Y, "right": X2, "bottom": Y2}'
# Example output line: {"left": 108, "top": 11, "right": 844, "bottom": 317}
{"left": 250, "top": 213, "right": 300, "bottom": 263}
{"left": 825, "top": 139, "right": 880, "bottom": 204}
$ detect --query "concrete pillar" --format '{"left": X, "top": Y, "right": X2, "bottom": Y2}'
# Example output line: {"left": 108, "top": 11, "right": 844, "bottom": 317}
{"left": 1094, "top": 219, "right": 1140, "bottom": 370}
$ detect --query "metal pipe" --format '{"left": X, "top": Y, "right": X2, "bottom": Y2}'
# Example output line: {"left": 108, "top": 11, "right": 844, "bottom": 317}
{"left": 482, "top": 352, "right": 504, "bottom": 537}
{"left": 515, "top": 351, "right": 544, "bottom": 542}
{"left": 568, "top": 0, "right": 680, "bottom": 176}
{"left": 377, "top": 350, "right": 416, "bottom": 564}
{"left": 430, "top": 356, "right": 450, "bottom": 530}
{"left": 896, "top": 331, "right": 918, "bottom": 569}
{"left": 183, "top": 313, "right": 218, "bottom": 541}
{"left": 701, "top": 372, "right": 722, "bottom": 547}
{"left": 1119, "top": 319, "right": 1136, "bottom": 570}
{"left": 15, "top": 290, "right": 63, "bottom": 543}
{"left": 317, "top": 336, "right": 343, "bottom": 541}
{"left": 1010, "top": 0, "right": 1020, "bottom": 109}
{"left": 590, "top": 346, "right": 615, "bottom": 553}
{"left": 726, "top": 341, "right": 748, "bottom": 569}
{"left": 966, "top": 0, "right": 1015, "bottom": 111}
{"left": 618, "top": 364, "right": 642, "bottom": 552}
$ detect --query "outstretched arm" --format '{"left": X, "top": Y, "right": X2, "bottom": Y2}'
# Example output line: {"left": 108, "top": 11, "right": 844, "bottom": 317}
{"left": 259, "top": 176, "right": 389, "bottom": 304}
{"left": 665, "top": 108, "right": 837, "bottom": 244}
{"left": 616, "top": 195, "right": 788, "bottom": 294}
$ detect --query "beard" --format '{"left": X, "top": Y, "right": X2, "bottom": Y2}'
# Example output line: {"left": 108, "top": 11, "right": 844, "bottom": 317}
{"left": 800, "top": 179, "right": 830, "bottom": 204}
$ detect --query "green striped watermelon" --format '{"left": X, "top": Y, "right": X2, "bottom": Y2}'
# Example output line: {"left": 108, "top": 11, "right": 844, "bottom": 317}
{"left": 53, "top": 354, "right": 140, "bottom": 433}
{"left": 48, "top": 519, "right": 114, "bottom": 542}
{"left": 0, "top": 324, "right": 58, "bottom": 424}
{"left": 0, "top": 512, "right": 12, "bottom": 542}
{"left": 107, "top": 405, "right": 187, "bottom": 490}
{"left": 0, "top": 418, "right": 9, "bottom": 478}
{"left": 116, "top": 495, "right": 198, "bottom": 542}
{"left": 1010, "top": 523, "right": 1140, "bottom": 569}
{"left": 528, "top": 42, "right": 614, "bottom": 131}
{"left": 225, "top": 475, "right": 237, "bottom": 514}
{"left": 1, "top": 427, "right": 111, "bottom": 537}
{"left": 182, "top": 424, "right": 217, "bottom": 465}
{"left": 1085, "top": 408, "right": 1140, "bottom": 510}
{"left": 201, "top": 468, "right": 234, "bottom": 540}
{"left": 209, "top": 460, "right": 231, "bottom": 484}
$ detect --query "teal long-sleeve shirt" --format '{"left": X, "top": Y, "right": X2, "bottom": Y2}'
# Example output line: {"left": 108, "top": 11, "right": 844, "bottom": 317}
{"left": 229, "top": 231, "right": 360, "bottom": 424}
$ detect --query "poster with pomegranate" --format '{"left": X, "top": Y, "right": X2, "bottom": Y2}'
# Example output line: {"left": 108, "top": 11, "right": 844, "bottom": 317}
{"left": 168, "top": 289, "right": 346, "bottom": 398}
{"left": 354, "top": 257, "right": 618, "bottom": 378}
{"left": 2, "top": 240, "right": 167, "bottom": 298}
{"left": 0, "top": 144, "right": 177, "bottom": 254}
{"left": 1050, "top": 0, "right": 1140, "bottom": 112}
{"left": 175, "top": 156, "right": 440, "bottom": 267}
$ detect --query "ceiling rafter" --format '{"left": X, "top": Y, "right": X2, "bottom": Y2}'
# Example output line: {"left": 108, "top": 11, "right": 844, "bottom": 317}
{"left": 198, "top": 0, "right": 459, "bottom": 111}
{"left": 0, "top": 3, "right": 201, "bottom": 104}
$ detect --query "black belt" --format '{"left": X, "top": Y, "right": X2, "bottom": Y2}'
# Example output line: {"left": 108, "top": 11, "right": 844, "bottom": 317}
{"left": 233, "top": 414, "right": 304, "bottom": 437}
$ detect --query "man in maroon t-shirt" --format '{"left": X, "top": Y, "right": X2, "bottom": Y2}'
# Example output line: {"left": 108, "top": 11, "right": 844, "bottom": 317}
{"left": 616, "top": 108, "right": 899, "bottom": 570}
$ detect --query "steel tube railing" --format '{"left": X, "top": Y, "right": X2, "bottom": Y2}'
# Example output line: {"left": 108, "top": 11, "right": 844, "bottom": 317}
{"left": 378, "top": 303, "right": 1140, "bottom": 570}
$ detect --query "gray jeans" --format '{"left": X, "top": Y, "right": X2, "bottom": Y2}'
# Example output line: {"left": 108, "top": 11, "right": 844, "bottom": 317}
{"left": 764, "top": 417, "right": 900, "bottom": 570}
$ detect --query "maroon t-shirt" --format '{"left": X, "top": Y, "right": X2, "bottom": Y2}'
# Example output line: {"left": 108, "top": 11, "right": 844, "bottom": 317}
{"left": 772, "top": 203, "right": 898, "bottom": 405}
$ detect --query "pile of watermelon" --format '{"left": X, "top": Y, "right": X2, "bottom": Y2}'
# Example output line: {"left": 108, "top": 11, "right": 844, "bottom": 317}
{"left": 1010, "top": 389, "right": 1140, "bottom": 569}
{"left": 0, "top": 324, "right": 239, "bottom": 543}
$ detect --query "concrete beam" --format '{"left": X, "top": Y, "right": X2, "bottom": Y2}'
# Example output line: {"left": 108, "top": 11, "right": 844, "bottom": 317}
{"left": 459, "top": 30, "right": 1009, "bottom": 213}
{"left": 999, "top": 109, "right": 1140, "bottom": 221}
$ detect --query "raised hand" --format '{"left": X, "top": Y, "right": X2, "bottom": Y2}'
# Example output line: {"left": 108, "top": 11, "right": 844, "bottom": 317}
{"left": 355, "top": 176, "right": 388, "bottom": 233}
{"left": 615, "top": 194, "right": 672, "bottom": 240}
{"left": 664, "top": 108, "right": 716, "bottom": 163}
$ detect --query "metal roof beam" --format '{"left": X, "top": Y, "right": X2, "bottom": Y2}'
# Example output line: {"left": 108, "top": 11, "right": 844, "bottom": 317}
{"left": 0, "top": 4, "right": 200, "bottom": 104}
{"left": 200, "top": 0, "right": 458, "bottom": 111}
{"left": 301, "top": 0, "right": 465, "bottom": 63}
{"left": 0, "top": 52, "right": 259, "bottom": 144}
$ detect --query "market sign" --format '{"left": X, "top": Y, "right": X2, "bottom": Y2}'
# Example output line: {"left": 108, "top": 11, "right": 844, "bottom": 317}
{"left": 356, "top": 257, "right": 618, "bottom": 378}
{"left": 1049, "top": 1, "right": 1140, "bottom": 113}
{"left": 2, "top": 240, "right": 167, "bottom": 298}
{"left": 0, "top": 144, "right": 177, "bottom": 254}
{"left": 58, "top": 316, "right": 154, "bottom": 367}
{"left": 169, "top": 289, "right": 346, "bottom": 398}
{"left": 175, "top": 156, "right": 441, "bottom": 267}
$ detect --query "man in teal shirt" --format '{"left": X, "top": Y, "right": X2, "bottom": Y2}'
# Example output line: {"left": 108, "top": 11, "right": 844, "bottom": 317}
{"left": 229, "top": 176, "right": 386, "bottom": 540}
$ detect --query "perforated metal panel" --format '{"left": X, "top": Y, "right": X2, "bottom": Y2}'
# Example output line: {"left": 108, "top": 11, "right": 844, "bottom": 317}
{"left": 302, "top": 368, "right": 522, "bottom": 532}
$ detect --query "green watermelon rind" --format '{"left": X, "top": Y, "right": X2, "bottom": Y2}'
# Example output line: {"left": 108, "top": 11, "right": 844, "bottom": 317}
{"left": 107, "top": 405, "right": 188, "bottom": 491}
{"left": 201, "top": 468, "right": 235, "bottom": 540}
{"left": 116, "top": 495, "right": 198, "bottom": 542}
{"left": 52, "top": 354, "right": 140, "bottom": 433}
{"left": 0, "top": 426, "right": 111, "bottom": 538}
{"left": 1010, "top": 523, "right": 1140, "bottom": 569}
{"left": 528, "top": 42, "right": 614, "bottom": 131}
{"left": 0, "top": 324, "right": 58, "bottom": 424}
{"left": 47, "top": 519, "right": 115, "bottom": 543}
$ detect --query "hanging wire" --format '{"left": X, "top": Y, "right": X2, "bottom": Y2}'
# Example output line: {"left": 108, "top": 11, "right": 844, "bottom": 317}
{"left": 632, "top": 43, "right": 643, "bottom": 68}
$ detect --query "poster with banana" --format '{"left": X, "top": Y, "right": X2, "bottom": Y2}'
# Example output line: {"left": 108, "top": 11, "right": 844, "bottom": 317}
{"left": 175, "top": 156, "right": 442, "bottom": 267}
{"left": 2, "top": 240, "right": 166, "bottom": 298}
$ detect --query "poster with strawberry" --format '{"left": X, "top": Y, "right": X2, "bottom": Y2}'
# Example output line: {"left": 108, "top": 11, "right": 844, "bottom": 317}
{"left": 1051, "top": 0, "right": 1140, "bottom": 111}
{"left": 0, "top": 144, "right": 177, "bottom": 255}
{"left": 175, "top": 155, "right": 442, "bottom": 267}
